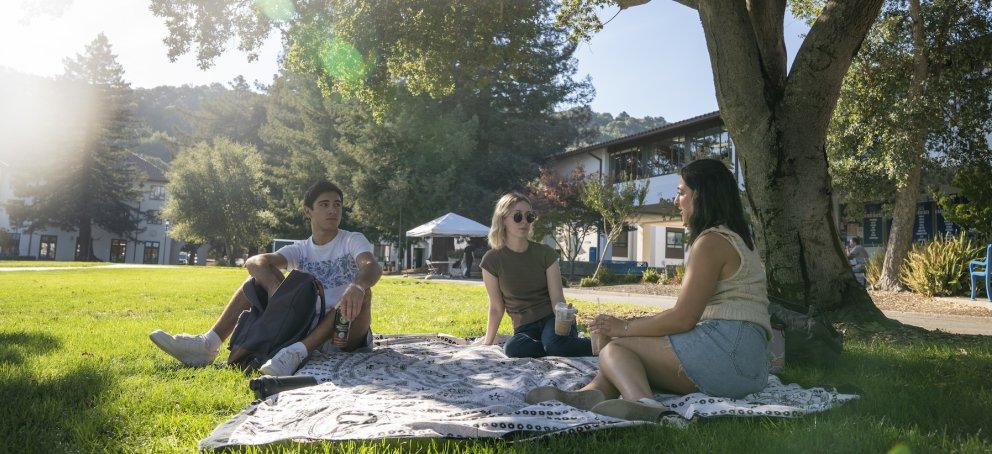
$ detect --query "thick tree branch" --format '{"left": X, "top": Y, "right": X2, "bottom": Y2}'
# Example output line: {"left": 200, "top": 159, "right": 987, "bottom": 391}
{"left": 670, "top": 0, "right": 699, "bottom": 9}
{"left": 783, "top": 0, "right": 885, "bottom": 138}
{"left": 697, "top": 0, "right": 772, "bottom": 138}
{"left": 747, "top": 0, "right": 788, "bottom": 98}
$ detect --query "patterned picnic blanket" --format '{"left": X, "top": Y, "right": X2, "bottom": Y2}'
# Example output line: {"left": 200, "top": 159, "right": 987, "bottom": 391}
{"left": 200, "top": 335, "right": 858, "bottom": 449}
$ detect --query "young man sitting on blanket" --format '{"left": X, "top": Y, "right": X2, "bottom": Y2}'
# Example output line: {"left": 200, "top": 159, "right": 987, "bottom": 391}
{"left": 150, "top": 180, "right": 382, "bottom": 375}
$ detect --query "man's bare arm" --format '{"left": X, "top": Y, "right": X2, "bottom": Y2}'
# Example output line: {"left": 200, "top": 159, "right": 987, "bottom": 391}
{"left": 337, "top": 252, "right": 382, "bottom": 320}
{"left": 352, "top": 252, "right": 382, "bottom": 290}
{"left": 244, "top": 252, "right": 289, "bottom": 296}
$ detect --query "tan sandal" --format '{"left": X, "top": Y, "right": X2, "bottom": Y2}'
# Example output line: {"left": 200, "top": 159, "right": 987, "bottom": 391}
{"left": 524, "top": 386, "right": 605, "bottom": 410}
{"left": 590, "top": 397, "right": 670, "bottom": 422}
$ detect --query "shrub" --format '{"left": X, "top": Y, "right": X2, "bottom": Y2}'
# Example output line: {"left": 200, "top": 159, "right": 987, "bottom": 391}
{"left": 579, "top": 277, "right": 601, "bottom": 287}
{"left": 665, "top": 265, "right": 686, "bottom": 286}
{"left": 900, "top": 234, "right": 981, "bottom": 297}
{"left": 619, "top": 272, "right": 640, "bottom": 284}
{"left": 561, "top": 276, "right": 570, "bottom": 288}
{"left": 865, "top": 249, "right": 886, "bottom": 287}
{"left": 593, "top": 267, "right": 616, "bottom": 285}
{"left": 641, "top": 267, "right": 661, "bottom": 284}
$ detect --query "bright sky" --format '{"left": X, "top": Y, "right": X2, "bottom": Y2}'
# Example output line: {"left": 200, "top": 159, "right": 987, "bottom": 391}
{"left": 0, "top": 0, "right": 810, "bottom": 122}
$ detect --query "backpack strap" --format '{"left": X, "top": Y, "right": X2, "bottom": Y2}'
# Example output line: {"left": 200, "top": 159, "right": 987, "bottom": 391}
{"left": 313, "top": 277, "right": 326, "bottom": 325}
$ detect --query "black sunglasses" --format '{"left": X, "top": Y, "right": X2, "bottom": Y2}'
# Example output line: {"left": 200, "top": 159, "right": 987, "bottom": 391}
{"left": 512, "top": 211, "right": 537, "bottom": 224}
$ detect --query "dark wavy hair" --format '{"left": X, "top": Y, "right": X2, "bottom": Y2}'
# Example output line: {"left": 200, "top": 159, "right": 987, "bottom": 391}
{"left": 303, "top": 180, "right": 344, "bottom": 209}
{"left": 679, "top": 158, "right": 754, "bottom": 250}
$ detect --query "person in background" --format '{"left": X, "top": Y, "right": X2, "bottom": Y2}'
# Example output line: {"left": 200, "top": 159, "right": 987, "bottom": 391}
{"left": 462, "top": 240, "right": 477, "bottom": 278}
{"left": 847, "top": 236, "right": 869, "bottom": 273}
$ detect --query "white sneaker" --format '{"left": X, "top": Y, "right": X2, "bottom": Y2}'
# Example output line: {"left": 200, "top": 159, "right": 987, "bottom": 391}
{"left": 259, "top": 342, "right": 309, "bottom": 376}
{"left": 149, "top": 330, "right": 219, "bottom": 367}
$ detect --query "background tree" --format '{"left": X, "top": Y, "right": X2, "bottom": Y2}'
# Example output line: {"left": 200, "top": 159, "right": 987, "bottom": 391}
{"left": 527, "top": 166, "right": 600, "bottom": 279}
{"left": 163, "top": 138, "right": 275, "bottom": 263}
{"left": 816, "top": 0, "right": 992, "bottom": 290}
{"left": 187, "top": 76, "right": 269, "bottom": 148}
{"left": 258, "top": 70, "right": 340, "bottom": 240}
{"left": 13, "top": 34, "right": 142, "bottom": 260}
{"left": 583, "top": 174, "right": 648, "bottom": 277}
{"left": 937, "top": 162, "right": 992, "bottom": 239}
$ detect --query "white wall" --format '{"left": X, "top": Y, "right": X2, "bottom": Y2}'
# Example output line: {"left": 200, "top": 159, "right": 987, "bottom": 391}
{"left": 551, "top": 148, "right": 607, "bottom": 178}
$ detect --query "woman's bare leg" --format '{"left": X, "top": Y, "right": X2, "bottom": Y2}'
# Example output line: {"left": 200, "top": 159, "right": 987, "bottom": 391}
{"left": 580, "top": 372, "right": 621, "bottom": 400}
{"left": 597, "top": 336, "right": 696, "bottom": 400}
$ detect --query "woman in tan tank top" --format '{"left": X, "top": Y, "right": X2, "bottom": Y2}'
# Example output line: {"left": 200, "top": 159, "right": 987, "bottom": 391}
{"left": 525, "top": 159, "right": 772, "bottom": 422}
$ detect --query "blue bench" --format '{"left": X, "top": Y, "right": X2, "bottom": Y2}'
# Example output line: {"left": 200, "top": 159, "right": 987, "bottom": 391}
{"left": 601, "top": 260, "right": 649, "bottom": 276}
{"left": 970, "top": 244, "right": 991, "bottom": 302}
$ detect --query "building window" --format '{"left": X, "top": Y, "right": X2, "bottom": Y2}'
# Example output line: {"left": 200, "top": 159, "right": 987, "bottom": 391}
{"left": 146, "top": 210, "right": 163, "bottom": 225}
{"left": 645, "top": 137, "right": 686, "bottom": 177}
{"left": 610, "top": 148, "right": 645, "bottom": 183}
{"left": 110, "top": 239, "right": 127, "bottom": 263}
{"left": 150, "top": 185, "right": 165, "bottom": 201}
{"left": 688, "top": 127, "right": 734, "bottom": 170}
{"left": 665, "top": 229, "right": 685, "bottom": 260}
{"left": 39, "top": 235, "right": 57, "bottom": 260}
{"left": 612, "top": 227, "right": 630, "bottom": 258}
{"left": 143, "top": 241, "right": 160, "bottom": 264}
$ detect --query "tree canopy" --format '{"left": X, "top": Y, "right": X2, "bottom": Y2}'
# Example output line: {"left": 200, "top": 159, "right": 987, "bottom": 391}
{"left": 10, "top": 34, "right": 143, "bottom": 260}
{"left": 163, "top": 138, "right": 275, "bottom": 262}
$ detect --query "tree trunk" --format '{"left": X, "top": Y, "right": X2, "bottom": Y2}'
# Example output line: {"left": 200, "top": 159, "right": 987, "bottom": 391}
{"left": 78, "top": 217, "right": 95, "bottom": 261}
{"left": 876, "top": 0, "right": 930, "bottom": 291}
{"left": 743, "top": 121, "right": 883, "bottom": 320}
{"left": 696, "top": 0, "right": 887, "bottom": 321}
{"left": 876, "top": 161, "right": 924, "bottom": 290}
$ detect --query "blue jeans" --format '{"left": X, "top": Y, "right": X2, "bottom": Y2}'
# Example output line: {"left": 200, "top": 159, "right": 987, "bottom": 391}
{"left": 504, "top": 314, "right": 592, "bottom": 358}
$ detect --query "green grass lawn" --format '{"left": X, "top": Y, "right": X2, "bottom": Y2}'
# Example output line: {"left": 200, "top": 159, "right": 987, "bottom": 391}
{"left": 0, "top": 260, "right": 109, "bottom": 268}
{"left": 1, "top": 268, "right": 990, "bottom": 453}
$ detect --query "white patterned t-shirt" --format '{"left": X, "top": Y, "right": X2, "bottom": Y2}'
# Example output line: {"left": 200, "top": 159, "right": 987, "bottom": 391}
{"left": 276, "top": 230, "right": 374, "bottom": 314}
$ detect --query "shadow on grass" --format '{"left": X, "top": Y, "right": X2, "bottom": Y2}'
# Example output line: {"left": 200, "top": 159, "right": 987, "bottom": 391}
{"left": 0, "top": 364, "right": 122, "bottom": 453}
{"left": 0, "top": 331, "right": 60, "bottom": 365}
{"left": 824, "top": 340, "right": 988, "bottom": 434}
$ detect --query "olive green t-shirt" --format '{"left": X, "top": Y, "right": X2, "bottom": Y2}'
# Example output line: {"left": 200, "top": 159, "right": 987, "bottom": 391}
{"left": 480, "top": 241, "right": 559, "bottom": 328}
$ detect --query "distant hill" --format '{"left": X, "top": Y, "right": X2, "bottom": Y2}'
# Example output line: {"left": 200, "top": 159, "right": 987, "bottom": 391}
{"left": 582, "top": 111, "right": 668, "bottom": 145}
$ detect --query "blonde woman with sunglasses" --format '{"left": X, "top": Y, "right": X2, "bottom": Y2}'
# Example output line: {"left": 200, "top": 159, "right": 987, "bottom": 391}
{"left": 474, "top": 192, "right": 592, "bottom": 358}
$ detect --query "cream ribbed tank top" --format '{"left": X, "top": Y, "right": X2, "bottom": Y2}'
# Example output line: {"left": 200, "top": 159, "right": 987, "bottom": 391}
{"left": 687, "top": 225, "right": 772, "bottom": 337}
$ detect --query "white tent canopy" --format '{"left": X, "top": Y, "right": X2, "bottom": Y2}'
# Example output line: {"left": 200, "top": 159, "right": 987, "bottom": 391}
{"left": 406, "top": 213, "right": 489, "bottom": 238}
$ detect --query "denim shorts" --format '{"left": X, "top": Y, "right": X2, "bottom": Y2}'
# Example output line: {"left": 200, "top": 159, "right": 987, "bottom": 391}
{"left": 669, "top": 319, "right": 769, "bottom": 399}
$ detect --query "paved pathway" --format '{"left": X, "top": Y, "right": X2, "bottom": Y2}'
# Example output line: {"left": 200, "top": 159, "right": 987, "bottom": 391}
{"left": 392, "top": 276, "right": 992, "bottom": 336}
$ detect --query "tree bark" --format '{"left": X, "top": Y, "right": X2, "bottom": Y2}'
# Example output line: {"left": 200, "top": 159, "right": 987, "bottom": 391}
{"left": 696, "top": 0, "right": 887, "bottom": 320}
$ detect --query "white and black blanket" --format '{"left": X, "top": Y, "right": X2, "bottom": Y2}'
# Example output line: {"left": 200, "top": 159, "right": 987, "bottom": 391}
{"left": 200, "top": 335, "right": 858, "bottom": 449}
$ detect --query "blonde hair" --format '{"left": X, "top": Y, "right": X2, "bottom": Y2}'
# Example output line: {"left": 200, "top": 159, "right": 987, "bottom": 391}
{"left": 488, "top": 192, "right": 533, "bottom": 250}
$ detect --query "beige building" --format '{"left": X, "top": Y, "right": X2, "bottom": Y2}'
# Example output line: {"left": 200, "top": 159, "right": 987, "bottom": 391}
{"left": 0, "top": 154, "right": 209, "bottom": 264}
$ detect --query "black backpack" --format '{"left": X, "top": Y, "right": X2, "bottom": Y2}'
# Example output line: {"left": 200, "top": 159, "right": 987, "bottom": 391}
{"left": 227, "top": 270, "right": 326, "bottom": 371}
